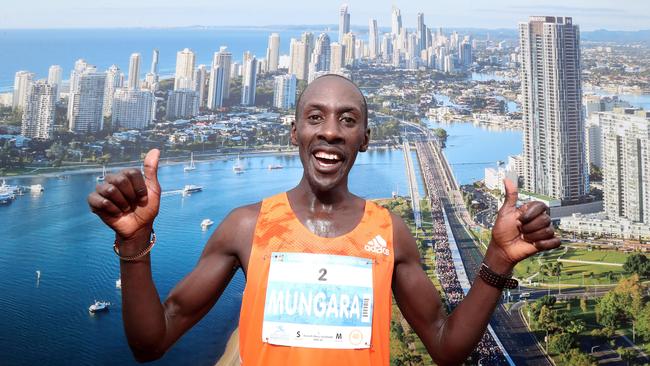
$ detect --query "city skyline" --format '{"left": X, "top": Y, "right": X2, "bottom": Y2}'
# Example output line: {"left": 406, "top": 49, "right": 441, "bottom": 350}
{"left": 2, "top": 0, "right": 650, "bottom": 31}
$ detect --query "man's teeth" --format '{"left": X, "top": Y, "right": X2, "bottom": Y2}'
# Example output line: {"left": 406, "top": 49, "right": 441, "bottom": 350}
{"left": 314, "top": 152, "right": 341, "bottom": 161}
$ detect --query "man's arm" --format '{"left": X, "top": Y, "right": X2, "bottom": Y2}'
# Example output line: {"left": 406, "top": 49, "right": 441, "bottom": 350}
{"left": 392, "top": 179, "right": 559, "bottom": 365}
{"left": 119, "top": 204, "right": 258, "bottom": 362}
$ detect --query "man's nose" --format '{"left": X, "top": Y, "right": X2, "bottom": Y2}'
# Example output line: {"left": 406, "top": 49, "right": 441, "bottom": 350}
{"left": 318, "top": 115, "right": 344, "bottom": 143}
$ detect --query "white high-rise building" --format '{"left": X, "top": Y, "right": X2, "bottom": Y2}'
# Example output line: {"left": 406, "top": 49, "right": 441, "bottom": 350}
{"left": 166, "top": 89, "right": 199, "bottom": 120}
{"left": 273, "top": 74, "right": 297, "bottom": 109}
{"left": 127, "top": 53, "right": 141, "bottom": 90}
{"left": 330, "top": 43, "right": 345, "bottom": 73}
{"left": 391, "top": 6, "right": 402, "bottom": 36}
{"left": 111, "top": 88, "right": 154, "bottom": 130}
{"left": 599, "top": 108, "right": 650, "bottom": 224}
{"left": 207, "top": 48, "right": 232, "bottom": 109}
{"left": 266, "top": 33, "right": 281, "bottom": 72}
{"left": 381, "top": 33, "right": 393, "bottom": 62}
{"left": 69, "top": 71, "right": 106, "bottom": 133}
{"left": 312, "top": 33, "right": 331, "bottom": 72}
{"left": 12, "top": 71, "right": 34, "bottom": 110}
{"left": 47, "top": 65, "right": 63, "bottom": 100}
{"left": 174, "top": 48, "right": 196, "bottom": 90}
{"left": 215, "top": 47, "right": 232, "bottom": 99}
{"left": 21, "top": 81, "right": 56, "bottom": 139}
{"left": 67, "top": 59, "right": 90, "bottom": 122}
{"left": 241, "top": 57, "right": 258, "bottom": 106}
{"left": 151, "top": 49, "right": 160, "bottom": 75}
{"left": 289, "top": 39, "right": 309, "bottom": 81}
{"left": 103, "top": 65, "right": 123, "bottom": 118}
{"left": 339, "top": 4, "right": 350, "bottom": 43}
{"left": 193, "top": 64, "right": 208, "bottom": 108}
{"left": 368, "top": 19, "right": 379, "bottom": 60}
{"left": 342, "top": 33, "right": 356, "bottom": 66}
{"left": 519, "top": 16, "right": 588, "bottom": 203}
{"left": 417, "top": 13, "right": 426, "bottom": 52}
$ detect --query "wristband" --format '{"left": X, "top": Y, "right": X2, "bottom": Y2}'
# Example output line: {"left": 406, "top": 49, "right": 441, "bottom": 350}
{"left": 478, "top": 262, "right": 518, "bottom": 290}
{"left": 113, "top": 229, "right": 156, "bottom": 261}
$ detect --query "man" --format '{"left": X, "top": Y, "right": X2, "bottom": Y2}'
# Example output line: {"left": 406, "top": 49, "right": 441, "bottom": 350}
{"left": 88, "top": 75, "right": 559, "bottom": 365}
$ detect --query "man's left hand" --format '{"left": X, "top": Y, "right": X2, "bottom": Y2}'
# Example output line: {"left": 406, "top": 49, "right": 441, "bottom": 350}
{"left": 490, "top": 178, "right": 561, "bottom": 266}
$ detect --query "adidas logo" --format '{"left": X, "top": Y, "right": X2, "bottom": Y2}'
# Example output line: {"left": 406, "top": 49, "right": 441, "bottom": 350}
{"left": 364, "top": 235, "right": 390, "bottom": 256}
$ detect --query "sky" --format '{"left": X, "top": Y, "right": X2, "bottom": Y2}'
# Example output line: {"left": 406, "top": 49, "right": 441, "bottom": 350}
{"left": 1, "top": 0, "right": 649, "bottom": 31}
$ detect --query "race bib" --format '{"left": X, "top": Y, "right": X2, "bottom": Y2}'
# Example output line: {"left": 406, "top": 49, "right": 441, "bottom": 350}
{"left": 262, "top": 252, "right": 374, "bottom": 349}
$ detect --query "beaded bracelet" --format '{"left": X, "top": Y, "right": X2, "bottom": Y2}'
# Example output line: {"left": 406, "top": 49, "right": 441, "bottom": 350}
{"left": 113, "top": 230, "right": 156, "bottom": 261}
{"left": 478, "top": 262, "right": 518, "bottom": 290}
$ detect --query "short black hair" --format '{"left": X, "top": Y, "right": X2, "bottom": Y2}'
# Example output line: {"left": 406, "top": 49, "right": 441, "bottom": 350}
{"left": 294, "top": 74, "right": 368, "bottom": 127}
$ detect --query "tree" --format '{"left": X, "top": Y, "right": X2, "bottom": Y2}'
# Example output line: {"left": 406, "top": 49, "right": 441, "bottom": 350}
{"left": 596, "top": 275, "right": 644, "bottom": 328}
{"left": 635, "top": 303, "right": 650, "bottom": 341}
{"left": 580, "top": 297, "right": 589, "bottom": 313}
{"left": 623, "top": 254, "right": 650, "bottom": 277}
{"left": 549, "top": 333, "right": 574, "bottom": 354}
{"left": 616, "top": 346, "right": 638, "bottom": 366}
{"left": 563, "top": 349, "right": 596, "bottom": 366}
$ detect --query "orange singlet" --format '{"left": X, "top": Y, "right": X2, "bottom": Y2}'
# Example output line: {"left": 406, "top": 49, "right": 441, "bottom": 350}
{"left": 239, "top": 192, "right": 394, "bottom": 365}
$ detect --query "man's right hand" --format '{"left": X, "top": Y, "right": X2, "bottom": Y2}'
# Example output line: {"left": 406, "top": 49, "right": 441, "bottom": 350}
{"left": 88, "top": 149, "right": 161, "bottom": 240}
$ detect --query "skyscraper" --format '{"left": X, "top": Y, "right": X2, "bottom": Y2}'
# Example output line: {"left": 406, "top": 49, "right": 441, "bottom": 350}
{"left": 111, "top": 89, "right": 154, "bottom": 130}
{"left": 312, "top": 33, "right": 331, "bottom": 72}
{"left": 47, "top": 65, "right": 63, "bottom": 100}
{"left": 330, "top": 43, "right": 345, "bottom": 73}
{"left": 273, "top": 74, "right": 297, "bottom": 109}
{"left": 215, "top": 47, "right": 232, "bottom": 99}
{"left": 241, "top": 57, "right": 258, "bottom": 106}
{"left": 127, "top": 53, "right": 141, "bottom": 90}
{"left": 21, "top": 81, "right": 56, "bottom": 139}
{"left": 151, "top": 49, "right": 160, "bottom": 75}
{"left": 417, "top": 13, "right": 426, "bottom": 52}
{"left": 342, "top": 33, "right": 356, "bottom": 66}
{"left": 519, "top": 16, "right": 587, "bottom": 203}
{"left": 12, "top": 71, "right": 34, "bottom": 110}
{"left": 103, "top": 65, "right": 123, "bottom": 118}
{"left": 193, "top": 64, "right": 208, "bottom": 108}
{"left": 174, "top": 48, "right": 196, "bottom": 90}
{"left": 368, "top": 19, "right": 379, "bottom": 60}
{"left": 207, "top": 60, "right": 226, "bottom": 110}
{"left": 69, "top": 70, "right": 106, "bottom": 133}
{"left": 166, "top": 89, "right": 199, "bottom": 120}
{"left": 67, "top": 59, "right": 90, "bottom": 122}
{"left": 266, "top": 33, "right": 281, "bottom": 72}
{"left": 391, "top": 6, "right": 402, "bottom": 36}
{"left": 339, "top": 4, "right": 350, "bottom": 43}
{"left": 459, "top": 40, "right": 473, "bottom": 68}
{"left": 599, "top": 108, "right": 650, "bottom": 224}
{"left": 289, "top": 38, "right": 309, "bottom": 81}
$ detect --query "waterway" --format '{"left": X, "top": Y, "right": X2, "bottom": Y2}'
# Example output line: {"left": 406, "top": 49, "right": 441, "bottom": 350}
{"left": 0, "top": 149, "right": 410, "bottom": 365}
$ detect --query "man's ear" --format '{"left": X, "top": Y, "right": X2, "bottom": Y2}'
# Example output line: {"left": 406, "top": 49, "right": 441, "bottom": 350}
{"left": 359, "top": 127, "right": 370, "bottom": 152}
{"left": 290, "top": 121, "right": 299, "bottom": 146}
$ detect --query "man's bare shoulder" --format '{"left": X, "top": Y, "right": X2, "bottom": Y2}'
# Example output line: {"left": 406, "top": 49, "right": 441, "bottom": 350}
{"left": 204, "top": 201, "right": 262, "bottom": 260}
{"left": 387, "top": 210, "right": 418, "bottom": 265}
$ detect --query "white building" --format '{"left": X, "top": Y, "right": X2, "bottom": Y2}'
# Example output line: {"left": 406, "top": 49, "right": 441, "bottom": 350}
{"left": 342, "top": 33, "right": 356, "bottom": 66}
{"left": 266, "top": 33, "right": 281, "bottom": 72}
{"left": 241, "top": 57, "right": 258, "bottom": 106}
{"left": 207, "top": 48, "right": 231, "bottom": 110}
{"left": 560, "top": 213, "right": 650, "bottom": 240}
{"left": 47, "top": 65, "right": 63, "bottom": 100}
{"left": 21, "top": 81, "right": 56, "bottom": 139}
{"left": 519, "top": 16, "right": 588, "bottom": 204}
{"left": 368, "top": 19, "right": 379, "bottom": 59}
{"left": 103, "top": 65, "right": 123, "bottom": 118}
{"left": 391, "top": 6, "right": 402, "bottom": 36}
{"left": 69, "top": 71, "right": 106, "bottom": 133}
{"left": 13, "top": 71, "right": 34, "bottom": 110}
{"left": 111, "top": 88, "right": 154, "bottom": 130}
{"left": 330, "top": 43, "right": 345, "bottom": 73}
{"left": 193, "top": 64, "right": 208, "bottom": 108}
{"left": 174, "top": 48, "right": 196, "bottom": 90}
{"left": 127, "top": 53, "right": 141, "bottom": 90}
{"left": 273, "top": 74, "right": 297, "bottom": 109}
{"left": 339, "top": 4, "right": 350, "bottom": 43}
{"left": 166, "top": 89, "right": 199, "bottom": 120}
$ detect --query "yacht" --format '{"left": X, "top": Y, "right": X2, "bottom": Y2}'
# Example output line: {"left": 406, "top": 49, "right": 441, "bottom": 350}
{"left": 0, "top": 180, "right": 15, "bottom": 204}
{"left": 184, "top": 152, "right": 196, "bottom": 172}
{"left": 88, "top": 300, "right": 110, "bottom": 313}
{"left": 268, "top": 164, "right": 284, "bottom": 170}
{"left": 233, "top": 155, "right": 244, "bottom": 174}
{"left": 96, "top": 166, "right": 107, "bottom": 182}
{"left": 183, "top": 185, "right": 203, "bottom": 194}
{"left": 201, "top": 218, "right": 214, "bottom": 230}
{"left": 115, "top": 278, "right": 121, "bottom": 289}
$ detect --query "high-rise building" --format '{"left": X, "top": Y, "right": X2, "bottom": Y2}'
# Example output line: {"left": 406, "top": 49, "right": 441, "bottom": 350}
{"left": 47, "top": 65, "right": 63, "bottom": 100}
{"left": 207, "top": 62, "right": 226, "bottom": 110}
{"left": 266, "top": 33, "right": 281, "bottom": 72}
{"left": 111, "top": 88, "right": 154, "bottom": 130}
{"left": 339, "top": 4, "right": 350, "bottom": 43}
{"left": 174, "top": 48, "right": 195, "bottom": 90}
{"left": 67, "top": 59, "right": 90, "bottom": 122}
{"left": 103, "top": 65, "right": 124, "bottom": 118}
{"left": 330, "top": 43, "right": 345, "bottom": 73}
{"left": 21, "top": 81, "right": 56, "bottom": 139}
{"left": 598, "top": 108, "right": 650, "bottom": 224}
{"left": 12, "top": 71, "right": 34, "bottom": 110}
{"left": 459, "top": 40, "right": 473, "bottom": 68}
{"left": 151, "top": 49, "right": 160, "bottom": 75}
{"left": 391, "top": 6, "right": 402, "bottom": 36}
{"left": 342, "top": 33, "right": 356, "bottom": 66}
{"left": 166, "top": 89, "right": 199, "bottom": 120}
{"left": 216, "top": 47, "right": 232, "bottom": 99}
{"left": 520, "top": 16, "right": 587, "bottom": 203}
{"left": 69, "top": 70, "right": 106, "bottom": 133}
{"left": 193, "top": 64, "right": 208, "bottom": 108}
{"left": 273, "top": 74, "right": 297, "bottom": 109}
{"left": 368, "top": 19, "right": 379, "bottom": 60}
{"left": 417, "top": 13, "right": 426, "bottom": 52}
{"left": 289, "top": 39, "right": 309, "bottom": 81}
{"left": 127, "top": 53, "right": 141, "bottom": 90}
{"left": 312, "top": 33, "right": 331, "bottom": 72}
{"left": 241, "top": 57, "right": 258, "bottom": 106}
{"left": 381, "top": 33, "right": 393, "bottom": 62}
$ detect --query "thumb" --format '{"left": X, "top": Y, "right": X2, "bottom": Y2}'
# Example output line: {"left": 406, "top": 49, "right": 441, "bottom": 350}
{"left": 143, "top": 149, "right": 160, "bottom": 187}
{"left": 502, "top": 178, "right": 518, "bottom": 208}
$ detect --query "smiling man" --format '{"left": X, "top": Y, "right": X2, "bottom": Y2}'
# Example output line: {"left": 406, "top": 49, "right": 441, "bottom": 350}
{"left": 88, "top": 74, "right": 560, "bottom": 365}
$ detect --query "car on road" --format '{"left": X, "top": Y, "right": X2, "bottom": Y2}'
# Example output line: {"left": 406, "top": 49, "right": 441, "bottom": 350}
{"left": 519, "top": 292, "right": 531, "bottom": 301}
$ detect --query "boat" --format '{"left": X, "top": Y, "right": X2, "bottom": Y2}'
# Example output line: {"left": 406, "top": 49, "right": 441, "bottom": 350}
{"left": 96, "top": 166, "right": 106, "bottom": 182}
{"left": 184, "top": 152, "right": 196, "bottom": 172}
{"left": 115, "top": 278, "right": 121, "bottom": 289}
{"left": 183, "top": 184, "right": 203, "bottom": 194}
{"left": 36, "top": 270, "right": 41, "bottom": 280}
{"left": 30, "top": 184, "right": 44, "bottom": 193}
{"left": 0, "top": 180, "right": 16, "bottom": 204}
{"left": 88, "top": 300, "right": 110, "bottom": 313}
{"left": 268, "top": 164, "right": 284, "bottom": 170}
{"left": 233, "top": 154, "right": 245, "bottom": 174}
{"left": 201, "top": 218, "right": 214, "bottom": 230}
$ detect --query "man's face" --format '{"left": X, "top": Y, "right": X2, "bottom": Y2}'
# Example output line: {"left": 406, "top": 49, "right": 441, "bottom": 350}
{"left": 291, "top": 76, "right": 370, "bottom": 192}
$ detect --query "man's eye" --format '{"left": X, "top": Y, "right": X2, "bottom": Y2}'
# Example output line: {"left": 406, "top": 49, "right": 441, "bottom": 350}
{"left": 308, "top": 115, "right": 322, "bottom": 121}
{"left": 341, "top": 117, "right": 356, "bottom": 124}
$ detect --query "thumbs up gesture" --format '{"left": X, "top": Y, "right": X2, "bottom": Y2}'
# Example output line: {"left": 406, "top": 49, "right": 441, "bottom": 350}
{"left": 88, "top": 149, "right": 161, "bottom": 240}
{"left": 490, "top": 178, "right": 561, "bottom": 266}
